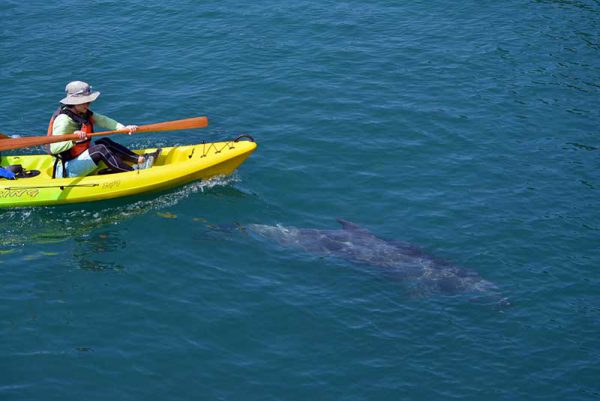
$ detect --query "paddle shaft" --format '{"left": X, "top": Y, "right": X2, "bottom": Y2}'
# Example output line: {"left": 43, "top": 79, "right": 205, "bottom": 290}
{"left": 0, "top": 116, "right": 208, "bottom": 152}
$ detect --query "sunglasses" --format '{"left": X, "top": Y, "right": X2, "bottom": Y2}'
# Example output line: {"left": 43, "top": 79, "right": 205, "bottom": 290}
{"left": 69, "top": 86, "right": 93, "bottom": 96}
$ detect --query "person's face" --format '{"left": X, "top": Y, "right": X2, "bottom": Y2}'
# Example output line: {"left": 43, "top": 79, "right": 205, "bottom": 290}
{"left": 73, "top": 102, "right": 91, "bottom": 114}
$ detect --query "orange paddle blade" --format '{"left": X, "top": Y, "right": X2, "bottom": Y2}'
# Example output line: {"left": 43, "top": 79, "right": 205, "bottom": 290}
{"left": 0, "top": 116, "right": 208, "bottom": 152}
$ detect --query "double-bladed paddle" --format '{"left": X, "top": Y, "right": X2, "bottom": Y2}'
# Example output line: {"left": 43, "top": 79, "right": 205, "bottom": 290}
{"left": 0, "top": 116, "right": 208, "bottom": 152}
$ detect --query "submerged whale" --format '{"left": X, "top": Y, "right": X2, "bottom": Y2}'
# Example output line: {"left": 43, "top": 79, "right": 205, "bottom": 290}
{"left": 245, "top": 219, "right": 509, "bottom": 305}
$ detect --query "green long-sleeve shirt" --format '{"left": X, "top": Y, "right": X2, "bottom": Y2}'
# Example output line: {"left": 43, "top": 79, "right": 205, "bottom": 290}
{"left": 50, "top": 112, "right": 125, "bottom": 154}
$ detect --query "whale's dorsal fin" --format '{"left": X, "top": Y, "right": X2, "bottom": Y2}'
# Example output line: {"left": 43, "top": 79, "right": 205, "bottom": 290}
{"left": 336, "top": 218, "right": 364, "bottom": 231}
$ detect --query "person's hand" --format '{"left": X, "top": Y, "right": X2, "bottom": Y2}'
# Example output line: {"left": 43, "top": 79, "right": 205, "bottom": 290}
{"left": 73, "top": 130, "right": 87, "bottom": 141}
{"left": 125, "top": 125, "right": 138, "bottom": 135}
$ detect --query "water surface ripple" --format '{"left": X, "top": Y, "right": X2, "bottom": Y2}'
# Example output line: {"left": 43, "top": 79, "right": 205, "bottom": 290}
{"left": 1, "top": 1, "right": 599, "bottom": 400}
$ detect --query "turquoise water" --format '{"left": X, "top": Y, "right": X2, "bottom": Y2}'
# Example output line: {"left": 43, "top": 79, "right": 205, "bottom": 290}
{"left": 1, "top": 0, "right": 599, "bottom": 399}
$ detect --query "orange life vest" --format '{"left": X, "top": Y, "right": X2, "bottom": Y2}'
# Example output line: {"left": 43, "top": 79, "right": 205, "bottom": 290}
{"left": 47, "top": 106, "right": 94, "bottom": 161}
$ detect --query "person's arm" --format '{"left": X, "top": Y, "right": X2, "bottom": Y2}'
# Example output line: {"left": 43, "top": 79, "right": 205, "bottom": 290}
{"left": 93, "top": 113, "right": 137, "bottom": 133}
{"left": 49, "top": 114, "right": 77, "bottom": 154}
{"left": 92, "top": 113, "right": 123, "bottom": 130}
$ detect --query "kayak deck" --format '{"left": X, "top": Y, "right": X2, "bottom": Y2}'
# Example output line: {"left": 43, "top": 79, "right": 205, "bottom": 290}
{"left": 0, "top": 138, "right": 257, "bottom": 207}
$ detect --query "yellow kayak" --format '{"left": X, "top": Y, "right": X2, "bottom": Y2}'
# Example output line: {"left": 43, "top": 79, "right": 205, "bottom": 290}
{"left": 0, "top": 137, "right": 257, "bottom": 208}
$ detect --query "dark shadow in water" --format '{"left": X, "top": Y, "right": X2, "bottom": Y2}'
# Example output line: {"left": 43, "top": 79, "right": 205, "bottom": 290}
{"left": 565, "top": 142, "right": 597, "bottom": 152}
{"left": 74, "top": 256, "right": 125, "bottom": 272}
{"left": 203, "top": 220, "right": 512, "bottom": 310}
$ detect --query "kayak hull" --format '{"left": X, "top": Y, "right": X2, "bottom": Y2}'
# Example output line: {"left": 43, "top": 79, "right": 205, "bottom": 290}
{"left": 0, "top": 139, "right": 257, "bottom": 208}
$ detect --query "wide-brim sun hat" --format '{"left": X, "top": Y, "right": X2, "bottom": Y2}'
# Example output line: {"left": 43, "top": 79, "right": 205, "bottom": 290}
{"left": 60, "top": 81, "right": 101, "bottom": 105}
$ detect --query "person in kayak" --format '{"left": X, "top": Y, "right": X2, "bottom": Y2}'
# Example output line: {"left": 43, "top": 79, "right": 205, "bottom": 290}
{"left": 48, "top": 80, "right": 159, "bottom": 178}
